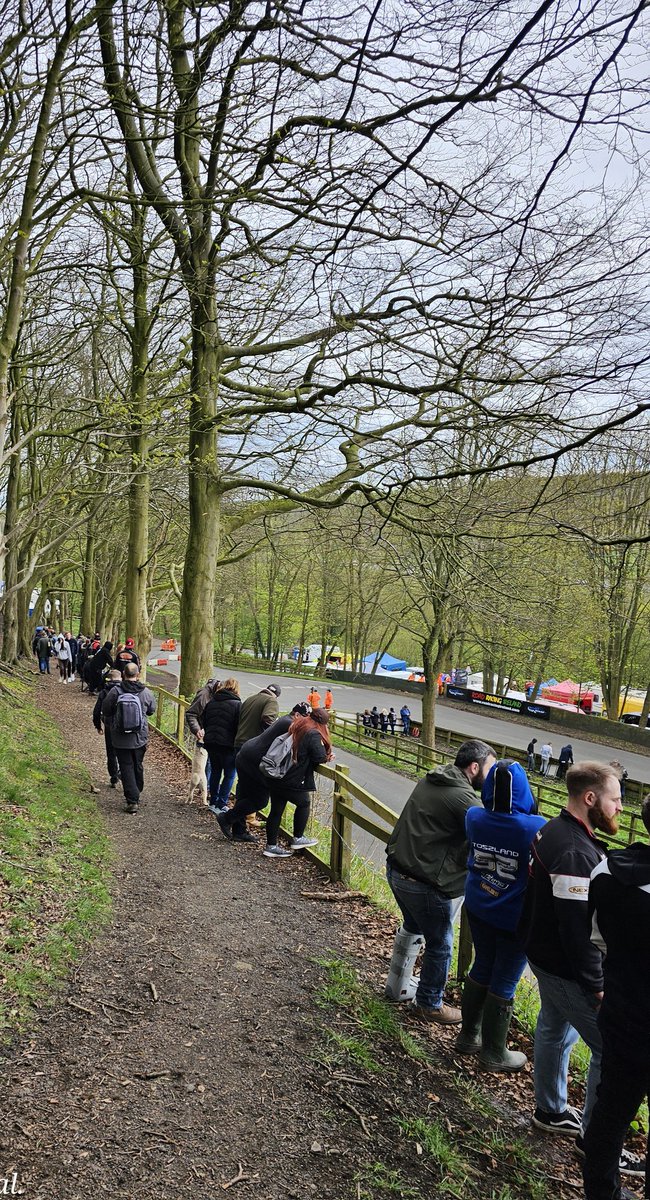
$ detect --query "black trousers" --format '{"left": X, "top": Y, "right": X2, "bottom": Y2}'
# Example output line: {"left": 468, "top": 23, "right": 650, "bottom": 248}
{"left": 104, "top": 731, "right": 120, "bottom": 784}
{"left": 582, "top": 1039, "right": 649, "bottom": 1200}
{"left": 222, "top": 766, "right": 269, "bottom": 837}
{"left": 115, "top": 746, "right": 147, "bottom": 804}
{"left": 266, "top": 788, "right": 311, "bottom": 845}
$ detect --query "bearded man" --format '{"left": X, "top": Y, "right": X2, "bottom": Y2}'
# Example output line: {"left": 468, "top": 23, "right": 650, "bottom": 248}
{"left": 520, "top": 762, "right": 640, "bottom": 1176}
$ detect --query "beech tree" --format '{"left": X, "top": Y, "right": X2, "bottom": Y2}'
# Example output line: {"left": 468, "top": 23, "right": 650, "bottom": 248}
{"left": 92, "top": 0, "right": 650, "bottom": 695}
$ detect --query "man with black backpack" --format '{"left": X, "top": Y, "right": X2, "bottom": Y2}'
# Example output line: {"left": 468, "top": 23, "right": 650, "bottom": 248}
{"left": 101, "top": 662, "right": 156, "bottom": 814}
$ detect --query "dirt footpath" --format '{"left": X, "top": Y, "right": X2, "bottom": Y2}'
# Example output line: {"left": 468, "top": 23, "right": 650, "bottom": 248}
{"left": 0, "top": 676, "right": 612, "bottom": 1200}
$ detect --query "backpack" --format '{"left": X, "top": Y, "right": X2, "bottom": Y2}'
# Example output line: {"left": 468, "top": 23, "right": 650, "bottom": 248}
{"left": 112, "top": 687, "right": 144, "bottom": 736}
{"left": 259, "top": 732, "right": 295, "bottom": 780}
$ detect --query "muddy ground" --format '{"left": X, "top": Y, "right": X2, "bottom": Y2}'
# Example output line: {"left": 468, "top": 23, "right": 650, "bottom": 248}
{"left": 0, "top": 674, "right": 639, "bottom": 1200}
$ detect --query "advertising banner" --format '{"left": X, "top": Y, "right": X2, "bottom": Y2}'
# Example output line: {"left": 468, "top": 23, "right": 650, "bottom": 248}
{"left": 445, "top": 685, "right": 551, "bottom": 721}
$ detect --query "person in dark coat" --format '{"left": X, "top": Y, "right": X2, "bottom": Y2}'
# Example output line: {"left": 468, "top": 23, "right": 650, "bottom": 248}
{"left": 216, "top": 703, "right": 324, "bottom": 852}
{"left": 101, "top": 662, "right": 156, "bottom": 813}
{"left": 87, "top": 641, "right": 113, "bottom": 693}
{"left": 370, "top": 706, "right": 380, "bottom": 730}
{"left": 35, "top": 630, "right": 51, "bottom": 674}
{"left": 114, "top": 638, "right": 141, "bottom": 672}
{"left": 260, "top": 707, "right": 332, "bottom": 858}
{"left": 93, "top": 669, "right": 123, "bottom": 787}
{"left": 556, "top": 744, "right": 574, "bottom": 781}
{"left": 582, "top": 795, "right": 650, "bottom": 1198}
{"left": 202, "top": 678, "right": 241, "bottom": 813}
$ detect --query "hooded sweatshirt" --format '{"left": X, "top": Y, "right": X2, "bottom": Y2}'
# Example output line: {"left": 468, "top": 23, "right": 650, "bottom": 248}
{"left": 465, "top": 761, "right": 545, "bottom": 931}
{"left": 386, "top": 764, "right": 481, "bottom": 897}
{"left": 590, "top": 844, "right": 650, "bottom": 1056}
{"left": 101, "top": 679, "right": 156, "bottom": 749}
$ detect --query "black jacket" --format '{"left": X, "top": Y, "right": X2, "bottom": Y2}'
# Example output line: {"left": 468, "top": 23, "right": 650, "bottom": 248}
{"left": 590, "top": 844, "right": 650, "bottom": 1057}
{"left": 93, "top": 679, "right": 121, "bottom": 731}
{"left": 89, "top": 646, "right": 113, "bottom": 683}
{"left": 202, "top": 689, "right": 241, "bottom": 749}
{"left": 237, "top": 715, "right": 328, "bottom": 793}
{"left": 520, "top": 809, "right": 607, "bottom": 994}
{"left": 114, "top": 647, "right": 140, "bottom": 671}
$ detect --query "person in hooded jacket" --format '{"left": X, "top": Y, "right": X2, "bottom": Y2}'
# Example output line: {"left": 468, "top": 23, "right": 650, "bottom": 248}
{"left": 115, "top": 638, "right": 141, "bottom": 672}
{"left": 93, "top": 669, "right": 123, "bottom": 787}
{"left": 87, "top": 641, "right": 113, "bottom": 693}
{"left": 456, "top": 760, "right": 545, "bottom": 1071}
{"left": 216, "top": 704, "right": 330, "bottom": 855}
{"left": 385, "top": 739, "right": 497, "bottom": 1025}
{"left": 581, "top": 794, "right": 650, "bottom": 1200}
{"left": 102, "top": 662, "right": 156, "bottom": 813}
{"left": 202, "top": 677, "right": 241, "bottom": 813}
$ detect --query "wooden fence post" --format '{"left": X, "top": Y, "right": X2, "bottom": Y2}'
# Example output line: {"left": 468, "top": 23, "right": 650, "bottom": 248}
{"left": 176, "top": 698, "right": 186, "bottom": 745}
{"left": 156, "top": 690, "right": 164, "bottom": 730}
{"left": 330, "top": 765, "right": 352, "bottom": 885}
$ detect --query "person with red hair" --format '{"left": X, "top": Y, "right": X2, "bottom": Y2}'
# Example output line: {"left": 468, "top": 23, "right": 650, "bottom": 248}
{"left": 262, "top": 708, "right": 333, "bottom": 858}
{"left": 217, "top": 706, "right": 333, "bottom": 857}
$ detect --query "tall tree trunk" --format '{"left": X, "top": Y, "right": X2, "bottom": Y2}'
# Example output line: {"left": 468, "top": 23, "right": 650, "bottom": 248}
{"left": 80, "top": 525, "right": 96, "bottom": 633}
{"left": 179, "top": 287, "right": 221, "bottom": 697}
{"left": 124, "top": 201, "right": 152, "bottom": 671}
{"left": 2, "top": 386, "right": 23, "bottom": 662}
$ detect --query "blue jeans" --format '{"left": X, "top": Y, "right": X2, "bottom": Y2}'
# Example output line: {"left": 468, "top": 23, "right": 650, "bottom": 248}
{"left": 206, "top": 746, "right": 237, "bottom": 806}
{"left": 386, "top": 863, "right": 454, "bottom": 1009}
{"left": 531, "top": 965, "right": 602, "bottom": 1127}
{"left": 466, "top": 910, "right": 528, "bottom": 1000}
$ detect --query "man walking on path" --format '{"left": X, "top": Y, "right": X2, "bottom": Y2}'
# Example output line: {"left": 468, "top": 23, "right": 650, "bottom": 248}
{"left": 385, "top": 738, "right": 496, "bottom": 1024}
{"left": 308, "top": 686, "right": 321, "bottom": 709}
{"left": 324, "top": 688, "right": 333, "bottom": 710}
{"left": 520, "top": 761, "right": 641, "bottom": 1178}
{"left": 93, "top": 669, "right": 123, "bottom": 788}
{"left": 35, "top": 629, "right": 51, "bottom": 674}
{"left": 582, "top": 795, "right": 650, "bottom": 1200}
{"left": 102, "top": 662, "right": 156, "bottom": 814}
{"left": 114, "top": 638, "right": 141, "bottom": 672}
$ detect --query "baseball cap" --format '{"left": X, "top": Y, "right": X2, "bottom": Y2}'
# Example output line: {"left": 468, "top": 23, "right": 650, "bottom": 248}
{"left": 267, "top": 684, "right": 281, "bottom": 696}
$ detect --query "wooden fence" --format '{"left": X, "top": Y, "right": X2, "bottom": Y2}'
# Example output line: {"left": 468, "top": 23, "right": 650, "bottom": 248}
{"left": 149, "top": 684, "right": 646, "bottom": 979}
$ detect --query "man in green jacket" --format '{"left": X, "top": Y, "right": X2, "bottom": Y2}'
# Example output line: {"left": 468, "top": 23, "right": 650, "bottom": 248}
{"left": 385, "top": 739, "right": 496, "bottom": 1023}
{"left": 234, "top": 684, "right": 281, "bottom": 748}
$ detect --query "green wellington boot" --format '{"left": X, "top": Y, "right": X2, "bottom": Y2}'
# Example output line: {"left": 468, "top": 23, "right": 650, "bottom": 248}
{"left": 455, "top": 977, "right": 488, "bottom": 1055}
{"left": 478, "top": 993, "right": 527, "bottom": 1072}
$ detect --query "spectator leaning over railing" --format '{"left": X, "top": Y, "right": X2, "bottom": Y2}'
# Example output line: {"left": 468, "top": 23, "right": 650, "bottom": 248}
{"left": 384, "top": 739, "right": 496, "bottom": 1025}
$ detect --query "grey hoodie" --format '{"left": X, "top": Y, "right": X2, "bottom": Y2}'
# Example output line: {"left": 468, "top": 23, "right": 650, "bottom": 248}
{"left": 101, "top": 679, "right": 156, "bottom": 749}
{"left": 386, "top": 763, "right": 481, "bottom": 897}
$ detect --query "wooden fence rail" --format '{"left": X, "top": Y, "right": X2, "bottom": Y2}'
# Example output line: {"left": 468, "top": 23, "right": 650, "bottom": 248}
{"left": 149, "top": 684, "right": 645, "bottom": 979}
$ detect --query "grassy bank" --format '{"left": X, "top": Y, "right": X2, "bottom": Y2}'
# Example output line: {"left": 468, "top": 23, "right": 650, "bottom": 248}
{"left": 0, "top": 676, "right": 111, "bottom": 1038}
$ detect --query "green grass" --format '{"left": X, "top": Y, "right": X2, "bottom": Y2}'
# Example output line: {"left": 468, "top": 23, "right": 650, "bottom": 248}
{"left": 315, "top": 956, "right": 429, "bottom": 1064}
{"left": 0, "top": 677, "right": 111, "bottom": 1036}
{"left": 355, "top": 1162, "right": 422, "bottom": 1198}
{"left": 399, "top": 1115, "right": 470, "bottom": 1183}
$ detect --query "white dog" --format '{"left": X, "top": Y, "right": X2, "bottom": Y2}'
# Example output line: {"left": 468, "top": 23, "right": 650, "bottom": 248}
{"left": 189, "top": 742, "right": 209, "bottom": 805}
